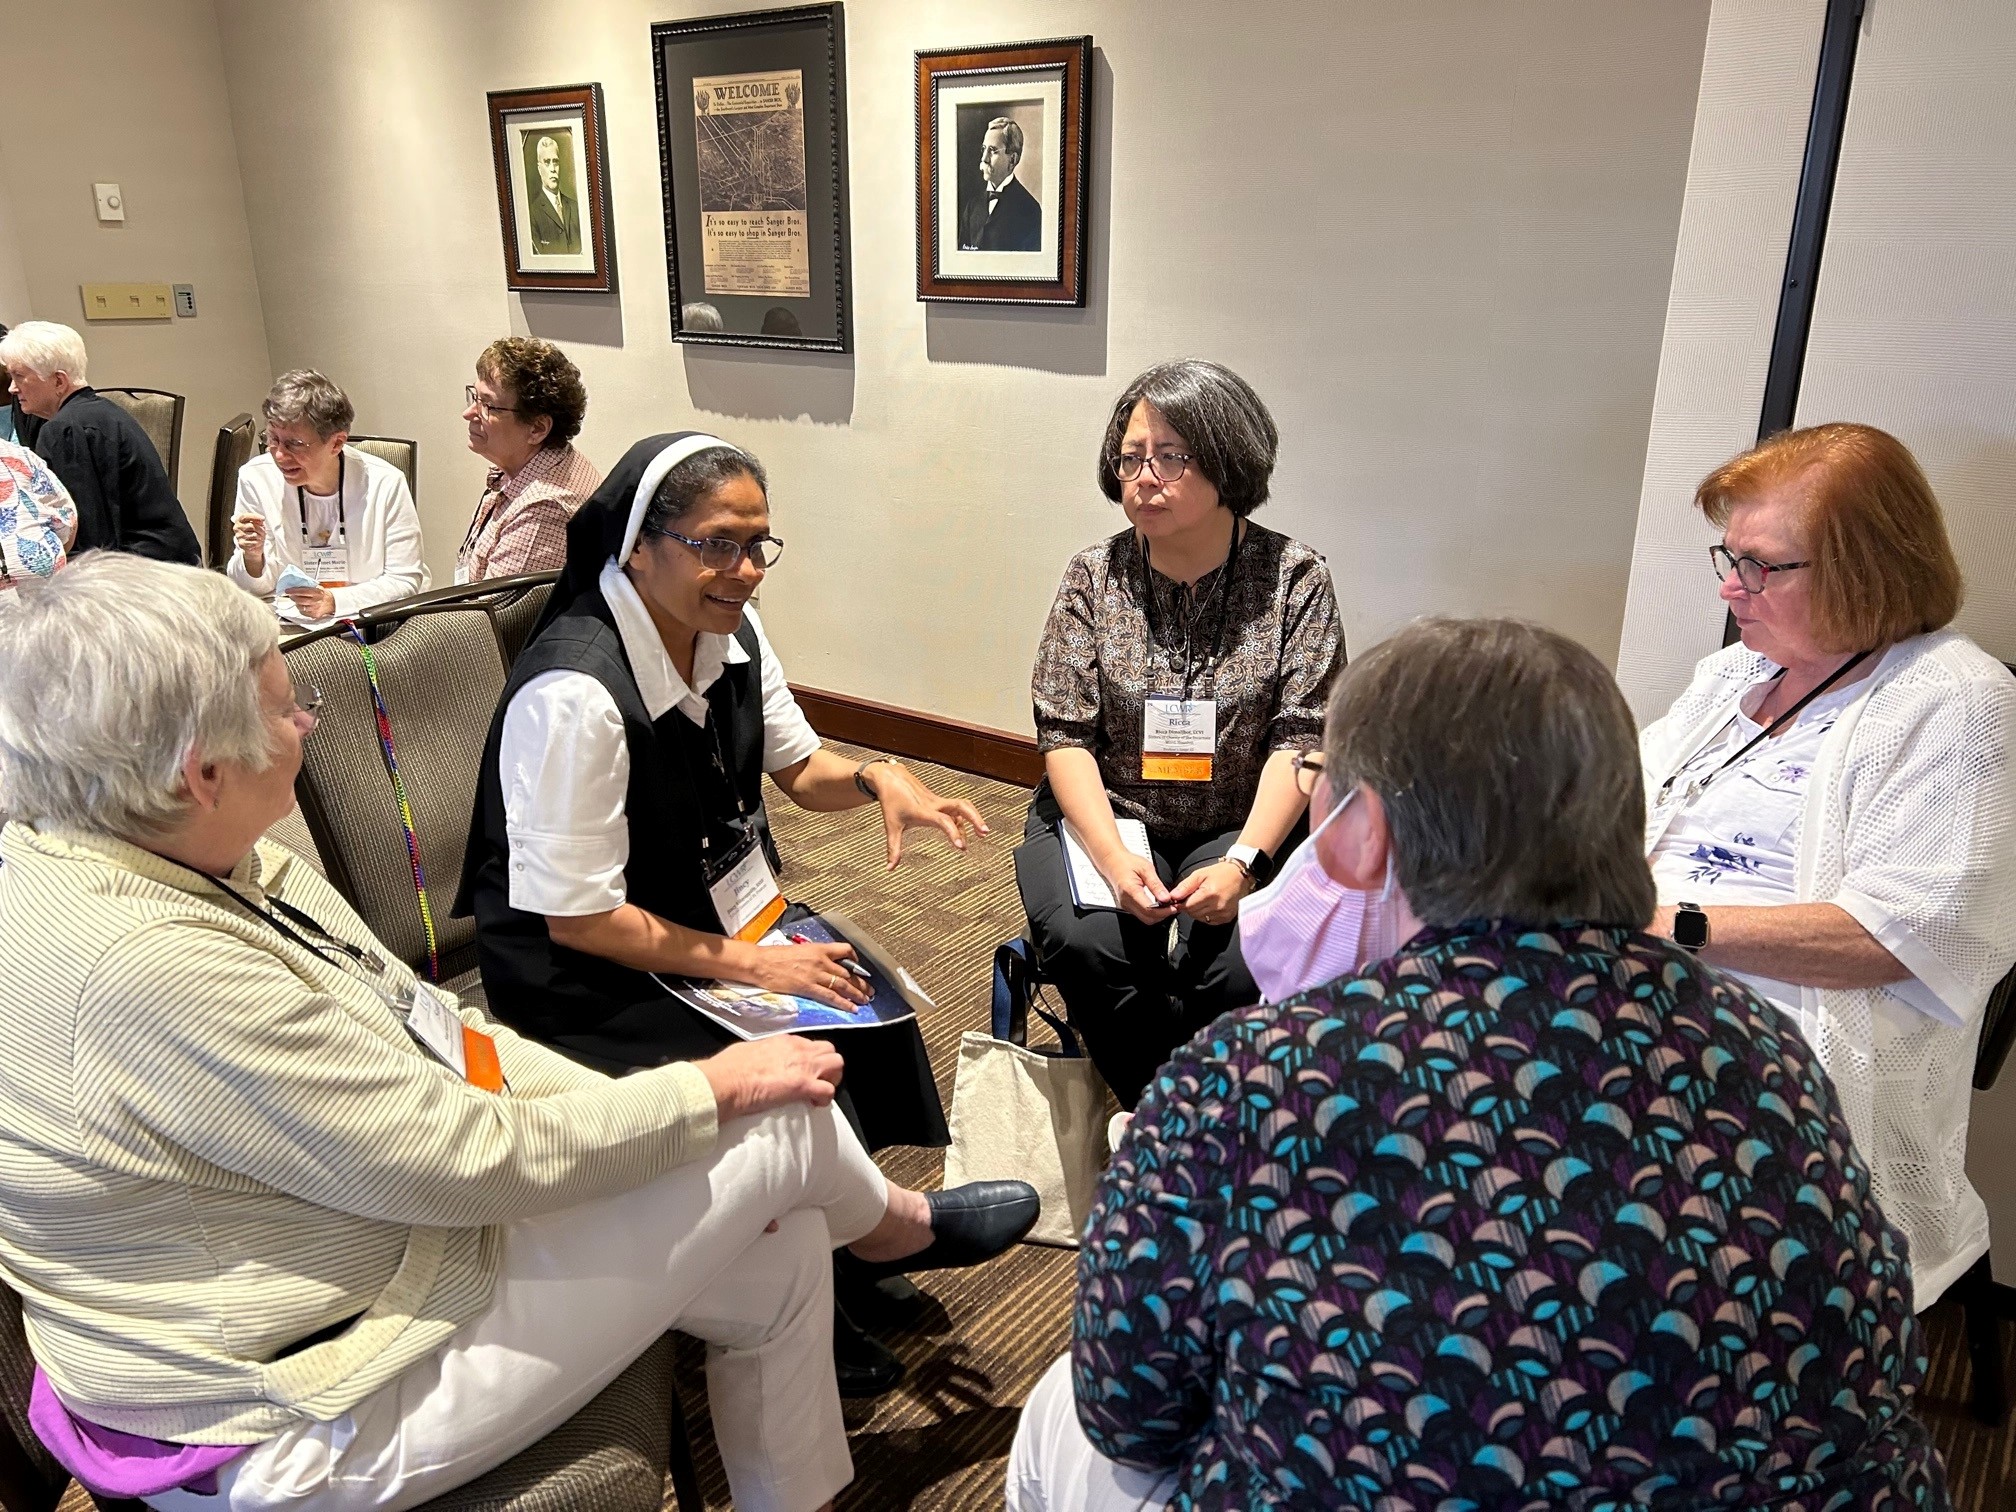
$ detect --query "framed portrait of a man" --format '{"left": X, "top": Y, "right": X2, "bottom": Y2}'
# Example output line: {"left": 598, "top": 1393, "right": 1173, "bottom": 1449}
{"left": 651, "top": 4, "right": 852, "bottom": 352}
{"left": 486, "top": 83, "right": 615, "bottom": 292}
{"left": 916, "top": 38, "right": 1090, "bottom": 305}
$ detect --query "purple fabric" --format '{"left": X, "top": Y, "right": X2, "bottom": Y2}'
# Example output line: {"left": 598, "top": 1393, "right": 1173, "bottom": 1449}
{"left": 29, "top": 1367, "right": 247, "bottom": 1498}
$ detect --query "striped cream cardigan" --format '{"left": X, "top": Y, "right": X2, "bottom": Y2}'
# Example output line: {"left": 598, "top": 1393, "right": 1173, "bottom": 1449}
{"left": 0, "top": 821, "right": 717, "bottom": 1443}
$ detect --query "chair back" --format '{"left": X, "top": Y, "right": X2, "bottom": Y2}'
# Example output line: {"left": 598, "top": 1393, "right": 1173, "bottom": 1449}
{"left": 349, "top": 436, "right": 417, "bottom": 498}
{"left": 204, "top": 412, "right": 257, "bottom": 569}
{"left": 283, "top": 606, "right": 506, "bottom": 978}
{"left": 0, "top": 1282, "right": 67, "bottom": 1512}
{"left": 489, "top": 578, "right": 555, "bottom": 667}
{"left": 96, "top": 388, "right": 185, "bottom": 493}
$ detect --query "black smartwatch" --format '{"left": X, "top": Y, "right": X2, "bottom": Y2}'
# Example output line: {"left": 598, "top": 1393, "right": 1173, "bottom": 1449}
{"left": 1672, "top": 900, "right": 1710, "bottom": 953}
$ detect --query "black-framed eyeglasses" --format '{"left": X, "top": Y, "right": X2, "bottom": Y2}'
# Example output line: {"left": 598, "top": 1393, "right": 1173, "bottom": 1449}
{"left": 1710, "top": 543, "right": 1810, "bottom": 594}
{"left": 1112, "top": 451, "right": 1193, "bottom": 484}
{"left": 464, "top": 384, "right": 522, "bottom": 419}
{"left": 1291, "top": 748, "right": 1326, "bottom": 797}
{"left": 649, "top": 528, "right": 786, "bottom": 572}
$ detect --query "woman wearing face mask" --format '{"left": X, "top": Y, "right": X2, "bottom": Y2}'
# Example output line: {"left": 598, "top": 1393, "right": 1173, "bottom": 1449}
{"left": 1018, "top": 359, "right": 1344, "bottom": 1108}
{"left": 457, "top": 432, "right": 1035, "bottom": 1396}
{"left": 1010, "top": 616, "right": 1950, "bottom": 1512}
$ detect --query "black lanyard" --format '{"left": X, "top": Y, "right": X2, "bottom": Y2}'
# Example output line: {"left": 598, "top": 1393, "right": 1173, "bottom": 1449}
{"left": 297, "top": 453, "right": 347, "bottom": 549}
{"left": 1140, "top": 520, "right": 1243, "bottom": 697}
{"left": 1658, "top": 648, "right": 1874, "bottom": 805}
{"left": 192, "top": 864, "right": 387, "bottom": 979}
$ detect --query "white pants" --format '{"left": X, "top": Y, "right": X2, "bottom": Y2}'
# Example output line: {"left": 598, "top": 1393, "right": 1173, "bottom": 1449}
{"left": 150, "top": 1101, "right": 890, "bottom": 1512}
{"left": 1006, "top": 1354, "right": 1181, "bottom": 1512}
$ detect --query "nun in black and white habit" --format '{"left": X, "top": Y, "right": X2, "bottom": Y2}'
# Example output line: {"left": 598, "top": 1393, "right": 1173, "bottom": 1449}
{"left": 458, "top": 432, "right": 985, "bottom": 1150}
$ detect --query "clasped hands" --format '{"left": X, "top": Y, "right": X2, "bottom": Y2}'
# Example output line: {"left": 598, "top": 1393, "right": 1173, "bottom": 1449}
{"left": 1097, "top": 846, "right": 1250, "bottom": 927}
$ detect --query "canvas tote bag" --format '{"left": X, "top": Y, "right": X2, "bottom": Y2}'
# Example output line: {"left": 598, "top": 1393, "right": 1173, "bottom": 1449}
{"left": 943, "top": 939, "right": 1108, "bottom": 1247}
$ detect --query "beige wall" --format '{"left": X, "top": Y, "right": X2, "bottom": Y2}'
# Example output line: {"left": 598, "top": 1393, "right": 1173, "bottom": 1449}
{"left": 0, "top": 0, "right": 272, "bottom": 538}
{"left": 212, "top": 0, "right": 1707, "bottom": 732}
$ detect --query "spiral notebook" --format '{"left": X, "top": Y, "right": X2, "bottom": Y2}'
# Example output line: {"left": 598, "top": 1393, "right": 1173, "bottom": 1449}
{"left": 1058, "top": 817, "right": 1153, "bottom": 912}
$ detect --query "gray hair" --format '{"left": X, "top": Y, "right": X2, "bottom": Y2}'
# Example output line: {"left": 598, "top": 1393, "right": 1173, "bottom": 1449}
{"left": 1320, "top": 617, "right": 1655, "bottom": 929}
{"left": 0, "top": 321, "right": 88, "bottom": 384}
{"left": 0, "top": 555, "right": 281, "bottom": 840}
{"left": 1098, "top": 359, "right": 1279, "bottom": 516}
{"left": 261, "top": 369, "right": 355, "bottom": 439}
{"left": 985, "top": 116, "right": 1024, "bottom": 161}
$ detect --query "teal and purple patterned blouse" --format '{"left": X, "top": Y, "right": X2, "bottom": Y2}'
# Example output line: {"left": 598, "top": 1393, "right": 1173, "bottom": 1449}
{"left": 1073, "top": 921, "right": 1949, "bottom": 1511}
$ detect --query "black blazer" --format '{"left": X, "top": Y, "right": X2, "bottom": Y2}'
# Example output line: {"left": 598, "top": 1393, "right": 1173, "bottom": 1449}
{"left": 33, "top": 389, "right": 199, "bottom": 563}
{"left": 960, "top": 173, "right": 1042, "bottom": 252}
{"left": 528, "top": 188, "right": 581, "bottom": 253}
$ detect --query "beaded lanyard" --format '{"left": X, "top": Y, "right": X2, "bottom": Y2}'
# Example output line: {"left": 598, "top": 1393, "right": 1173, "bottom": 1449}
{"left": 343, "top": 624, "right": 441, "bottom": 981}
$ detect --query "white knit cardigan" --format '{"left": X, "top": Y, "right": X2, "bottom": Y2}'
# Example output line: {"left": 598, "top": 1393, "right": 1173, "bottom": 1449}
{"left": 1640, "top": 629, "right": 2016, "bottom": 1308}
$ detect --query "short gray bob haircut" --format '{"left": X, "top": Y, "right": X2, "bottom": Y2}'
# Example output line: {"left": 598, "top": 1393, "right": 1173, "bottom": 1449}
{"left": 262, "top": 369, "right": 355, "bottom": 439}
{"left": 0, "top": 320, "right": 88, "bottom": 383}
{"left": 1320, "top": 617, "right": 1655, "bottom": 930}
{"left": 1098, "top": 359, "right": 1279, "bottom": 516}
{"left": 0, "top": 555, "right": 281, "bottom": 840}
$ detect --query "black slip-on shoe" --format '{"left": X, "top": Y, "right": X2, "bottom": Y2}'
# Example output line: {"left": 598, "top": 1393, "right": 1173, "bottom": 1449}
{"left": 833, "top": 1302, "right": 906, "bottom": 1399}
{"left": 834, "top": 1252, "right": 929, "bottom": 1331}
{"left": 849, "top": 1180, "right": 1040, "bottom": 1282}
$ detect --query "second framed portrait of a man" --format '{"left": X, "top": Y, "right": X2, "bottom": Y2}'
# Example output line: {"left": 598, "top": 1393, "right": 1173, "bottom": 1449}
{"left": 916, "top": 37, "right": 1091, "bottom": 305}
{"left": 486, "top": 83, "right": 615, "bottom": 292}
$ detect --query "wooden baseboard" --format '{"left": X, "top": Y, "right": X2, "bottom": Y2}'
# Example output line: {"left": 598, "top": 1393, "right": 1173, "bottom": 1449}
{"left": 790, "top": 684, "right": 1041, "bottom": 787}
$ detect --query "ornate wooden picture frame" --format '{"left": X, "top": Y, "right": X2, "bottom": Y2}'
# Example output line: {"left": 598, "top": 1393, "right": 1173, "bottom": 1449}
{"left": 486, "top": 83, "right": 615, "bottom": 293}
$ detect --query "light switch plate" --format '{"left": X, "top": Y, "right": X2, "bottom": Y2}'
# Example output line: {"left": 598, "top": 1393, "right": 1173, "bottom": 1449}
{"left": 92, "top": 183, "right": 125, "bottom": 223}
{"left": 80, "top": 283, "right": 173, "bottom": 321}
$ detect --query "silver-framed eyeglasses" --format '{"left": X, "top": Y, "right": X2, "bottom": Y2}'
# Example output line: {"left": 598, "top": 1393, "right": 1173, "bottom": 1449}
{"left": 649, "top": 528, "right": 786, "bottom": 571}
{"left": 290, "top": 684, "right": 323, "bottom": 719}
{"left": 464, "top": 384, "right": 522, "bottom": 419}
{"left": 1710, "top": 543, "right": 1810, "bottom": 594}
{"left": 260, "top": 431, "right": 319, "bottom": 457}
{"left": 1112, "top": 450, "right": 1193, "bottom": 484}
{"left": 1291, "top": 748, "right": 1326, "bottom": 797}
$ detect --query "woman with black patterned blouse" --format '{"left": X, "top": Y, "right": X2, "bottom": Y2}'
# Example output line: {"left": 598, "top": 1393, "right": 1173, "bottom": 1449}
{"left": 1008, "top": 618, "right": 1949, "bottom": 1512}
{"left": 1017, "top": 359, "right": 1343, "bottom": 1106}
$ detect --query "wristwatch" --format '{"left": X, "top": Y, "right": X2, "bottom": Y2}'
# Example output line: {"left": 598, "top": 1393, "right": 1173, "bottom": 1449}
{"left": 853, "top": 755, "right": 899, "bottom": 799}
{"left": 1672, "top": 900, "right": 1710, "bottom": 953}
{"left": 1224, "top": 844, "right": 1273, "bottom": 889}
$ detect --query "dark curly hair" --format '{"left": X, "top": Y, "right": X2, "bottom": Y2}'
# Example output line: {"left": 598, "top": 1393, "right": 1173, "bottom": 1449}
{"left": 477, "top": 337, "right": 587, "bottom": 449}
{"left": 1097, "top": 359, "right": 1279, "bottom": 516}
{"left": 641, "top": 446, "right": 769, "bottom": 535}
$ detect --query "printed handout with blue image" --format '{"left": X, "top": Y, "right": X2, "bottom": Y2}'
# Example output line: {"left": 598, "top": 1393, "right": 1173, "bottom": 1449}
{"left": 658, "top": 913, "right": 925, "bottom": 1039}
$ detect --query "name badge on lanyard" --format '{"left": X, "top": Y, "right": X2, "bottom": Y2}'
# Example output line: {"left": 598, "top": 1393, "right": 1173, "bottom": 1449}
{"left": 707, "top": 828, "right": 788, "bottom": 942}
{"left": 404, "top": 980, "right": 507, "bottom": 1092}
{"left": 1142, "top": 695, "right": 1216, "bottom": 782}
{"left": 299, "top": 457, "right": 351, "bottom": 588}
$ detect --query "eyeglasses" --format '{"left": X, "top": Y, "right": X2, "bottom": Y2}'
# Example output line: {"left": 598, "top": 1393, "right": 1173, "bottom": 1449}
{"left": 1291, "top": 748, "right": 1326, "bottom": 797}
{"left": 1112, "top": 451, "right": 1193, "bottom": 485}
{"left": 260, "top": 431, "right": 320, "bottom": 457}
{"left": 1710, "top": 543, "right": 1810, "bottom": 594}
{"left": 465, "top": 385, "right": 523, "bottom": 419}
{"left": 289, "top": 684, "right": 323, "bottom": 720}
{"left": 648, "top": 528, "right": 787, "bottom": 572}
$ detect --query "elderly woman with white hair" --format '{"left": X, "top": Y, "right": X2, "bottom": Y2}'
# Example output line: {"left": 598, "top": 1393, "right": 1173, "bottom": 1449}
{"left": 0, "top": 320, "right": 199, "bottom": 563}
{"left": 0, "top": 554, "right": 1038, "bottom": 1512}
{"left": 228, "top": 370, "right": 429, "bottom": 622}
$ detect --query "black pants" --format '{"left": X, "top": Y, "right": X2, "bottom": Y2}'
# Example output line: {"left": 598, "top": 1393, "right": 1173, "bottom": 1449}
{"left": 544, "top": 906, "right": 949, "bottom": 1154}
{"left": 1014, "top": 787, "right": 1270, "bottom": 1109}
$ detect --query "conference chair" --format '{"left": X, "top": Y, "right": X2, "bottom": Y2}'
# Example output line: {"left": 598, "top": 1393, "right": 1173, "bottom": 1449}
{"left": 203, "top": 411, "right": 257, "bottom": 569}
{"left": 0, "top": 1276, "right": 687, "bottom": 1512}
{"left": 349, "top": 433, "right": 417, "bottom": 498}
{"left": 96, "top": 388, "right": 185, "bottom": 494}
{"left": 281, "top": 602, "right": 505, "bottom": 983}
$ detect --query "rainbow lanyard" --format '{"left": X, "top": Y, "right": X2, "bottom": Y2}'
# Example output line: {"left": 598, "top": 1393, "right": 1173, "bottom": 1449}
{"left": 343, "top": 624, "right": 440, "bottom": 981}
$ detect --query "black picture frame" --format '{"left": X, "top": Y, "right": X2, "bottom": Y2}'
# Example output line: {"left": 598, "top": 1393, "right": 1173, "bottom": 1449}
{"left": 651, "top": 4, "right": 852, "bottom": 352}
{"left": 486, "top": 83, "right": 616, "bottom": 293}
{"left": 916, "top": 37, "right": 1091, "bottom": 306}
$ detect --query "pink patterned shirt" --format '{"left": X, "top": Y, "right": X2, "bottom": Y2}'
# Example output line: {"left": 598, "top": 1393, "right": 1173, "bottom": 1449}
{"left": 0, "top": 439, "right": 78, "bottom": 587}
{"left": 456, "top": 443, "right": 601, "bottom": 583}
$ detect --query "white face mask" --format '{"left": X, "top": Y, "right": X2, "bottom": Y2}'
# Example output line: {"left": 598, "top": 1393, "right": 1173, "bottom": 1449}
{"left": 1237, "top": 784, "right": 1403, "bottom": 1004}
